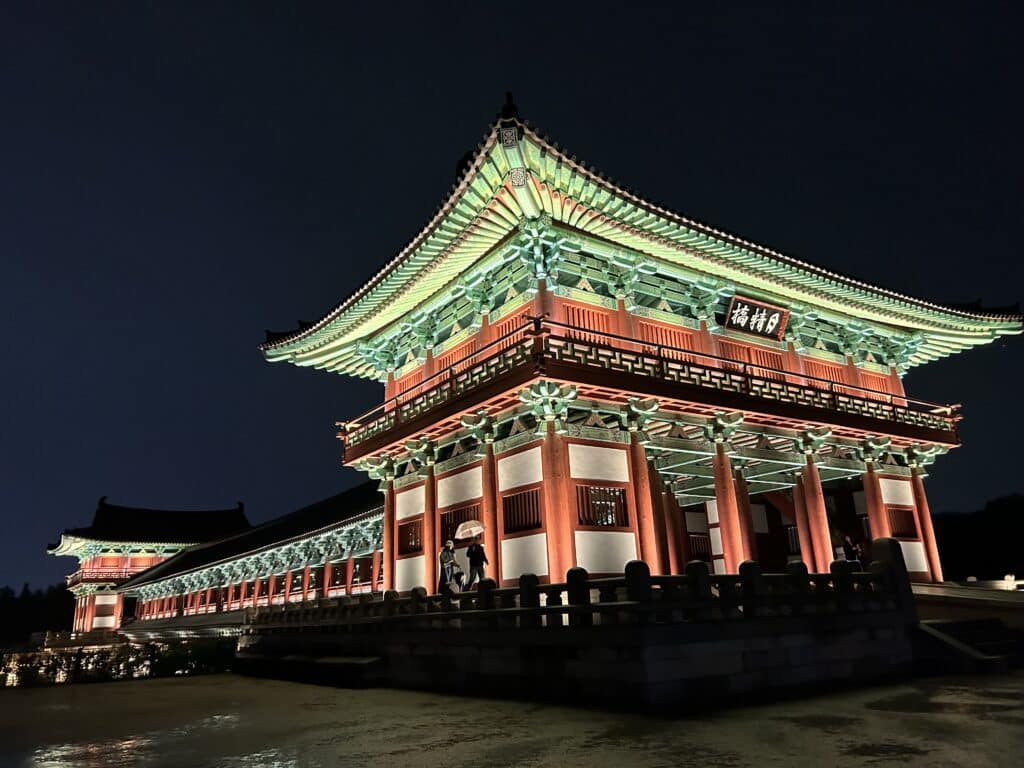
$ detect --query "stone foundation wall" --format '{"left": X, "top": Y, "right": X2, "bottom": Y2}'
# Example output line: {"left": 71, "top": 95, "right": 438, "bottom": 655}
{"left": 241, "top": 609, "right": 913, "bottom": 708}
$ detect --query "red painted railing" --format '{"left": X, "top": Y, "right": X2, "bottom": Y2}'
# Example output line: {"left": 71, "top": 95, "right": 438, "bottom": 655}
{"left": 340, "top": 317, "right": 960, "bottom": 452}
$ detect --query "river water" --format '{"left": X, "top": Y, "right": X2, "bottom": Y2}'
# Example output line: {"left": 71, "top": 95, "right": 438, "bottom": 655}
{"left": 1, "top": 672, "right": 1022, "bottom": 767}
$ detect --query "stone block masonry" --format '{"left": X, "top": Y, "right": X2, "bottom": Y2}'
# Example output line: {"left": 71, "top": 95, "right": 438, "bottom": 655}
{"left": 237, "top": 539, "right": 917, "bottom": 709}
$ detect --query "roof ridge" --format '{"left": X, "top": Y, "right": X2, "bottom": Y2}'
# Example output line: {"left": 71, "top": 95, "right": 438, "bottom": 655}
{"left": 259, "top": 109, "right": 1023, "bottom": 357}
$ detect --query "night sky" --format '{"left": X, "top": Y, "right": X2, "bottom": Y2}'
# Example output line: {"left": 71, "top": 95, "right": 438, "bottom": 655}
{"left": 2, "top": 3, "right": 1021, "bottom": 589}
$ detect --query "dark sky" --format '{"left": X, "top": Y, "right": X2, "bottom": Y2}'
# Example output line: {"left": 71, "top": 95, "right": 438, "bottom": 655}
{"left": 2, "top": 3, "right": 1021, "bottom": 589}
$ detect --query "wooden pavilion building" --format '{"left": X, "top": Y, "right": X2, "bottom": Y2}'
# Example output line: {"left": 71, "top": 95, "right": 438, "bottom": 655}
{"left": 47, "top": 497, "right": 249, "bottom": 634}
{"left": 258, "top": 99, "right": 1021, "bottom": 593}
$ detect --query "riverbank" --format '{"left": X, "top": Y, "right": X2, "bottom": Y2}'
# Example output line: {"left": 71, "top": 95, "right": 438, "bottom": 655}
{"left": 1, "top": 672, "right": 1021, "bottom": 767}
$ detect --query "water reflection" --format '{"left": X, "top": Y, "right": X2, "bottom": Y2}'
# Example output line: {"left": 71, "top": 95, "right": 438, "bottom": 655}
{"left": 28, "top": 713, "right": 247, "bottom": 767}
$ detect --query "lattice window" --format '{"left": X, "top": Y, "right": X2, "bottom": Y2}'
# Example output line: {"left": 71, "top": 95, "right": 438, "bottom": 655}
{"left": 689, "top": 533, "right": 712, "bottom": 560}
{"left": 637, "top": 321, "right": 697, "bottom": 362}
{"left": 786, "top": 526, "right": 801, "bottom": 555}
{"left": 440, "top": 503, "right": 481, "bottom": 543}
{"left": 859, "top": 371, "right": 891, "bottom": 401}
{"left": 435, "top": 340, "right": 479, "bottom": 375}
{"left": 564, "top": 303, "right": 611, "bottom": 345}
{"left": 395, "top": 369, "right": 424, "bottom": 404}
{"left": 493, "top": 308, "right": 531, "bottom": 351}
{"left": 576, "top": 485, "right": 629, "bottom": 527}
{"left": 502, "top": 488, "right": 542, "bottom": 533}
{"left": 716, "top": 339, "right": 750, "bottom": 373}
{"left": 803, "top": 358, "right": 844, "bottom": 387}
{"left": 398, "top": 520, "right": 423, "bottom": 555}
{"left": 887, "top": 506, "right": 918, "bottom": 538}
{"left": 749, "top": 346, "right": 786, "bottom": 381}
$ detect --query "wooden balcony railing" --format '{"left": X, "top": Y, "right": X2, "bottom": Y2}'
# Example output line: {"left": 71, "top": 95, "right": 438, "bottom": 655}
{"left": 340, "top": 317, "right": 961, "bottom": 455}
{"left": 247, "top": 538, "right": 915, "bottom": 634}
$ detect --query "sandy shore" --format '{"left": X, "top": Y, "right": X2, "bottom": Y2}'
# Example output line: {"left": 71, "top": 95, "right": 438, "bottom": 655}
{"left": 1, "top": 672, "right": 1022, "bottom": 767}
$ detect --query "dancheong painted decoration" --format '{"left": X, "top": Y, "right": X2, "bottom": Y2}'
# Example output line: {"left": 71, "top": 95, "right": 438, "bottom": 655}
{"left": 50, "top": 97, "right": 1022, "bottom": 641}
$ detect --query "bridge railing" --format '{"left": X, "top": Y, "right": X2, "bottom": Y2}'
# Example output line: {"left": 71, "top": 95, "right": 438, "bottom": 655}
{"left": 247, "top": 539, "right": 915, "bottom": 634}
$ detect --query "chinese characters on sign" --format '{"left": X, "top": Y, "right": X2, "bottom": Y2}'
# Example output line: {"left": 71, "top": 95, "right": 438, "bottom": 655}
{"left": 724, "top": 296, "right": 789, "bottom": 341}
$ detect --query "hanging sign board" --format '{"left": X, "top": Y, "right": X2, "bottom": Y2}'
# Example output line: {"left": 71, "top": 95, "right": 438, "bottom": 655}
{"left": 723, "top": 295, "right": 789, "bottom": 341}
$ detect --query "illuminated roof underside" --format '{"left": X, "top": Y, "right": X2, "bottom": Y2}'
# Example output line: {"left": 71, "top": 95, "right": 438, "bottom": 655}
{"left": 260, "top": 115, "right": 1022, "bottom": 376}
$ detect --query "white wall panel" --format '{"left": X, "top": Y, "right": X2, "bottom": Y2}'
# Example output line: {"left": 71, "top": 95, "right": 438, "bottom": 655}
{"left": 497, "top": 447, "right": 543, "bottom": 491}
{"left": 713, "top": 559, "right": 727, "bottom": 574}
{"left": 899, "top": 540, "right": 929, "bottom": 573}
{"left": 568, "top": 444, "right": 629, "bottom": 482}
{"left": 705, "top": 500, "right": 719, "bottom": 525}
{"left": 880, "top": 478, "right": 914, "bottom": 507}
{"left": 574, "top": 531, "right": 637, "bottom": 574}
{"left": 501, "top": 533, "right": 548, "bottom": 578}
{"left": 395, "top": 555, "right": 426, "bottom": 592}
{"left": 709, "top": 527, "right": 723, "bottom": 556}
{"left": 93, "top": 593, "right": 118, "bottom": 606}
{"left": 685, "top": 510, "right": 709, "bottom": 533}
{"left": 395, "top": 486, "right": 425, "bottom": 521}
{"left": 92, "top": 615, "right": 116, "bottom": 629}
{"left": 436, "top": 467, "right": 482, "bottom": 509}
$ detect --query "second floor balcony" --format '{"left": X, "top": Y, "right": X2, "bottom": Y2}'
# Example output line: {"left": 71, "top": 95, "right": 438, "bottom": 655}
{"left": 340, "top": 317, "right": 961, "bottom": 462}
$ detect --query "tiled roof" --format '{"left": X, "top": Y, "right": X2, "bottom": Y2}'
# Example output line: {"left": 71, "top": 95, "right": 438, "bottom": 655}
{"left": 56, "top": 497, "right": 251, "bottom": 546}
{"left": 118, "top": 481, "right": 382, "bottom": 589}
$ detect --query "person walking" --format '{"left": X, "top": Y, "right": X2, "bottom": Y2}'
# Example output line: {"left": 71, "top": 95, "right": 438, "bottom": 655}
{"left": 464, "top": 535, "right": 489, "bottom": 590}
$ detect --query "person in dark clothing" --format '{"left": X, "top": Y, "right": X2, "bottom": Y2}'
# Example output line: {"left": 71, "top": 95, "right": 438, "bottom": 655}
{"left": 464, "top": 536, "right": 489, "bottom": 590}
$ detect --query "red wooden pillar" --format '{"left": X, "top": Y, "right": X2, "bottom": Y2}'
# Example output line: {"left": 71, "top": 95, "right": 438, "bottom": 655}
{"left": 630, "top": 435, "right": 663, "bottom": 573}
{"left": 423, "top": 478, "right": 438, "bottom": 594}
{"left": 862, "top": 461, "right": 890, "bottom": 540}
{"left": 252, "top": 578, "right": 261, "bottom": 607}
{"left": 370, "top": 550, "right": 381, "bottom": 592}
{"left": 656, "top": 476, "right": 681, "bottom": 575}
{"left": 382, "top": 479, "right": 395, "bottom": 591}
{"left": 239, "top": 580, "right": 248, "bottom": 607}
{"left": 802, "top": 455, "right": 834, "bottom": 572}
{"left": 322, "top": 561, "right": 333, "bottom": 598}
{"left": 673, "top": 493, "right": 693, "bottom": 568}
{"left": 283, "top": 570, "right": 293, "bottom": 602}
{"left": 301, "top": 565, "right": 311, "bottom": 601}
{"left": 911, "top": 466, "right": 944, "bottom": 583}
{"left": 344, "top": 556, "right": 355, "bottom": 596}
{"left": 480, "top": 443, "right": 500, "bottom": 580}
{"left": 734, "top": 469, "right": 758, "bottom": 562}
{"left": 792, "top": 477, "right": 815, "bottom": 571}
{"left": 541, "top": 423, "right": 573, "bottom": 580}
{"left": 268, "top": 574, "right": 277, "bottom": 603}
{"left": 712, "top": 442, "right": 744, "bottom": 573}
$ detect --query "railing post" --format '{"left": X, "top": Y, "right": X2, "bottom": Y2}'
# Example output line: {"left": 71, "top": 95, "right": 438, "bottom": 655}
{"left": 624, "top": 560, "right": 652, "bottom": 624}
{"left": 869, "top": 537, "right": 917, "bottom": 623}
{"left": 410, "top": 587, "right": 427, "bottom": 615}
{"left": 684, "top": 560, "right": 712, "bottom": 621}
{"left": 829, "top": 560, "right": 855, "bottom": 613}
{"left": 519, "top": 573, "right": 541, "bottom": 628}
{"left": 785, "top": 561, "right": 810, "bottom": 615}
{"left": 566, "top": 567, "right": 591, "bottom": 627}
{"left": 477, "top": 578, "right": 497, "bottom": 610}
{"left": 738, "top": 560, "right": 764, "bottom": 618}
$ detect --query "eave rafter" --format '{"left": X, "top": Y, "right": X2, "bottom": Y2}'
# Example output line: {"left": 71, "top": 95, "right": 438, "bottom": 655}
{"left": 260, "top": 114, "right": 1021, "bottom": 376}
